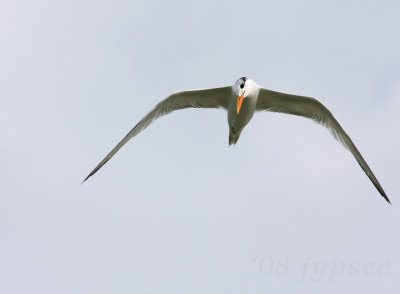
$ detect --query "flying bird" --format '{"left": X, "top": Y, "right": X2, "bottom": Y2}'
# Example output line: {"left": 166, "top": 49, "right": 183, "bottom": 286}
{"left": 83, "top": 77, "right": 390, "bottom": 203}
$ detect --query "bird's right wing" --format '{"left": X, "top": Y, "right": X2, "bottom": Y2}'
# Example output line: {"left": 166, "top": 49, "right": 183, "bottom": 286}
{"left": 83, "top": 86, "right": 232, "bottom": 182}
{"left": 256, "top": 87, "right": 390, "bottom": 203}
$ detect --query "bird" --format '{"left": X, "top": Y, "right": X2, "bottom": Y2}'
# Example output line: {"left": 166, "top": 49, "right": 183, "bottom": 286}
{"left": 83, "top": 77, "right": 390, "bottom": 204}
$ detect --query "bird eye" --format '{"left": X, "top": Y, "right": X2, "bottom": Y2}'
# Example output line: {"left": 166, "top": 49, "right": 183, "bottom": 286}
{"left": 240, "top": 84, "right": 244, "bottom": 89}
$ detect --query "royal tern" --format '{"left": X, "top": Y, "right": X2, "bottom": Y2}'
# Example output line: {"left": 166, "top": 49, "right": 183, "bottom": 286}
{"left": 83, "top": 77, "right": 390, "bottom": 203}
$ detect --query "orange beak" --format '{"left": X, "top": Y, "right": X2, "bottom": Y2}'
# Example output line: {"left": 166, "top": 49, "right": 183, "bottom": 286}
{"left": 236, "top": 91, "right": 245, "bottom": 114}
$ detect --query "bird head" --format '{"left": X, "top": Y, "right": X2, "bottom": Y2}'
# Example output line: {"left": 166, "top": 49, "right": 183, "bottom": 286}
{"left": 234, "top": 77, "right": 248, "bottom": 114}
{"left": 233, "top": 77, "right": 260, "bottom": 114}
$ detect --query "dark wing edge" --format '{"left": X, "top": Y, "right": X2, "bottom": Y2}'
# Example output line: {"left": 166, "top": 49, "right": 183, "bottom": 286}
{"left": 82, "top": 86, "right": 232, "bottom": 183}
{"left": 256, "top": 88, "right": 390, "bottom": 204}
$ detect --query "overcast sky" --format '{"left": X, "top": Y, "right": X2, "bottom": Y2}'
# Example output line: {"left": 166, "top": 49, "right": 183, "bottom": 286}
{"left": 1, "top": 0, "right": 399, "bottom": 293}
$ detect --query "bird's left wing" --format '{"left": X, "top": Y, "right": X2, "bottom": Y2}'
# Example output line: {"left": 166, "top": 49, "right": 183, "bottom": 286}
{"left": 256, "top": 87, "right": 390, "bottom": 203}
{"left": 83, "top": 86, "right": 232, "bottom": 182}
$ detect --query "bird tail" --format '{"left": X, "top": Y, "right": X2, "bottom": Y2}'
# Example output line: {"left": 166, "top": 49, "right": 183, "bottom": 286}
{"left": 229, "top": 131, "right": 240, "bottom": 146}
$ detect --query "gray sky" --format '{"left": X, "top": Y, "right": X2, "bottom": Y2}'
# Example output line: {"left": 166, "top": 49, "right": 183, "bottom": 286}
{"left": 1, "top": 0, "right": 399, "bottom": 293}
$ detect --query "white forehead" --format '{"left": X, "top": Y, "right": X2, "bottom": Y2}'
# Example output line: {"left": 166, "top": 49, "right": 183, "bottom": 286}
{"left": 235, "top": 77, "right": 248, "bottom": 85}
{"left": 233, "top": 77, "right": 259, "bottom": 96}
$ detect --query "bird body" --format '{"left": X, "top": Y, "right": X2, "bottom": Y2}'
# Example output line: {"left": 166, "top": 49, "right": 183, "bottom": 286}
{"left": 227, "top": 78, "right": 259, "bottom": 145}
{"left": 83, "top": 77, "right": 390, "bottom": 203}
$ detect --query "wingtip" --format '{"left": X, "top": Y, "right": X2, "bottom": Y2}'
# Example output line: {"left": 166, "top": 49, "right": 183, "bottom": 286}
{"left": 385, "top": 196, "right": 391, "bottom": 205}
{"left": 371, "top": 181, "right": 391, "bottom": 205}
{"left": 81, "top": 174, "right": 91, "bottom": 184}
{"left": 380, "top": 191, "right": 391, "bottom": 205}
